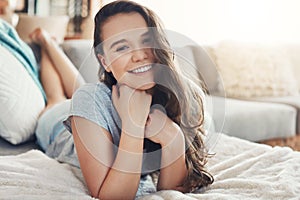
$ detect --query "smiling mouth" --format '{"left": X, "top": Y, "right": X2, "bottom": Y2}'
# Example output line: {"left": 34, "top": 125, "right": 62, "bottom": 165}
{"left": 129, "top": 65, "right": 152, "bottom": 74}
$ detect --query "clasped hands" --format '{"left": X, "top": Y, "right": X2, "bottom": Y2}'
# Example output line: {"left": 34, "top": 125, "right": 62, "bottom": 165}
{"left": 112, "top": 84, "right": 182, "bottom": 146}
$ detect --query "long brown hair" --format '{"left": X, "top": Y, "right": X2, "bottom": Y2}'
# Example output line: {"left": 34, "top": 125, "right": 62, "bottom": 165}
{"left": 93, "top": 0, "right": 213, "bottom": 192}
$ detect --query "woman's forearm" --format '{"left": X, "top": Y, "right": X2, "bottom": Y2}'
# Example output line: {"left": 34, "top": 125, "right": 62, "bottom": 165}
{"left": 98, "top": 127, "right": 145, "bottom": 199}
{"left": 157, "top": 132, "right": 187, "bottom": 191}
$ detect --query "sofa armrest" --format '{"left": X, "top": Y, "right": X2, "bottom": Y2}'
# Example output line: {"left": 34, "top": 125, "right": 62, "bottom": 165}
{"left": 61, "top": 39, "right": 99, "bottom": 83}
{"left": 249, "top": 95, "right": 300, "bottom": 133}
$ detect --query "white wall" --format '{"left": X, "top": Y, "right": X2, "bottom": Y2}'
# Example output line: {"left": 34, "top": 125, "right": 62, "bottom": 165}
{"left": 102, "top": 0, "right": 300, "bottom": 45}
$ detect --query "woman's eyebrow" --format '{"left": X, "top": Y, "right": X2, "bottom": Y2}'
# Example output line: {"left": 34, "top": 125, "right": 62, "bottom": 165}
{"left": 110, "top": 39, "right": 127, "bottom": 49}
{"left": 109, "top": 31, "right": 150, "bottom": 49}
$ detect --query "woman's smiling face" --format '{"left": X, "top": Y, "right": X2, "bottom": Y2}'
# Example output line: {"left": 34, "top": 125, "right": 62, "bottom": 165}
{"left": 99, "top": 12, "right": 156, "bottom": 90}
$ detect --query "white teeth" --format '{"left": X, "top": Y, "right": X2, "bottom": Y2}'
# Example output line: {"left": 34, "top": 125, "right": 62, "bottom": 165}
{"left": 131, "top": 65, "right": 152, "bottom": 73}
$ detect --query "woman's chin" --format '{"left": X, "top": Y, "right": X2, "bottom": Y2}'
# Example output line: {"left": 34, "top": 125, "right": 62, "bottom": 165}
{"left": 123, "top": 80, "right": 155, "bottom": 90}
{"left": 135, "top": 82, "right": 156, "bottom": 90}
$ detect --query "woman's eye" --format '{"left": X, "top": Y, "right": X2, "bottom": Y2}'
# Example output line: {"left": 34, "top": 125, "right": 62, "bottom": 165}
{"left": 116, "top": 45, "right": 129, "bottom": 52}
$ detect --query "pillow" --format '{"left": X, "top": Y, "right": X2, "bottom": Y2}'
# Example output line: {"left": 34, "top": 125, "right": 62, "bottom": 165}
{"left": 284, "top": 44, "right": 300, "bottom": 93}
{"left": 213, "top": 41, "right": 299, "bottom": 98}
{"left": 0, "top": 45, "right": 45, "bottom": 144}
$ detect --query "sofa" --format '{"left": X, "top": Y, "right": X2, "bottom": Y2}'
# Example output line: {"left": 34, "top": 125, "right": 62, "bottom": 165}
{"left": 61, "top": 39, "right": 300, "bottom": 143}
{"left": 204, "top": 41, "right": 300, "bottom": 141}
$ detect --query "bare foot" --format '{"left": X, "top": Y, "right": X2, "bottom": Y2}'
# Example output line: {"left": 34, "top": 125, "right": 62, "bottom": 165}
{"left": 29, "top": 28, "right": 55, "bottom": 46}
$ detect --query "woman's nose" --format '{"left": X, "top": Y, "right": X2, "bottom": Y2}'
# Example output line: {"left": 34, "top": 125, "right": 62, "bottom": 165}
{"left": 131, "top": 48, "right": 148, "bottom": 62}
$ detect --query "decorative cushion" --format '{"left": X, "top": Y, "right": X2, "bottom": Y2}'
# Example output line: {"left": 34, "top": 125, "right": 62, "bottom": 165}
{"left": 0, "top": 45, "right": 45, "bottom": 144}
{"left": 213, "top": 41, "right": 299, "bottom": 98}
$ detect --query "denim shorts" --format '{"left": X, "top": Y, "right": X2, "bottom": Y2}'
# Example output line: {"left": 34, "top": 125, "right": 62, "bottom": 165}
{"left": 35, "top": 100, "right": 71, "bottom": 151}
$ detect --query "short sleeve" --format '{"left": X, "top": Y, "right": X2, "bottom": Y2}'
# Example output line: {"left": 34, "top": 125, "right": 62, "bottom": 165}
{"left": 63, "top": 83, "right": 112, "bottom": 133}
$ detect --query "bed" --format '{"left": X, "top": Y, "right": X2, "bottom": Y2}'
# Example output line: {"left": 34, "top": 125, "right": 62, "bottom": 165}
{"left": 1, "top": 133, "right": 299, "bottom": 200}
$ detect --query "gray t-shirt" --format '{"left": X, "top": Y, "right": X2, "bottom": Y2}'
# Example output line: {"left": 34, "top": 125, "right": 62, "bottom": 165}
{"left": 65, "top": 82, "right": 122, "bottom": 146}
{"left": 64, "top": 82, "right": 161, "bottom": 174}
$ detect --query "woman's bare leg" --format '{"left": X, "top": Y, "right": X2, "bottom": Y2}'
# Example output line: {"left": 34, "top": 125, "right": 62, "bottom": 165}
{"left": 39, "top": 48, "right": 66, "bottom": 115}
{"left": 30, "top": 28, "right": 85, "bottom": 99}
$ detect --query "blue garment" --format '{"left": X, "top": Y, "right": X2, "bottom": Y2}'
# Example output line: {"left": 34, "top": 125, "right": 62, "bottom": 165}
{"left": 65, "top": 82, "right": 122, "bottom": 146}
{"left": 35, "top": 100, "right": 79, "bottom": 167}
{"left": 0, "top": 19, "right": 46, "bottom": 100}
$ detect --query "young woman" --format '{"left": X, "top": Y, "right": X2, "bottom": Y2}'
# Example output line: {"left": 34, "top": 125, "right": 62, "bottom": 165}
{"left": 64, "top": 1, "right": 214, "bottom": 199}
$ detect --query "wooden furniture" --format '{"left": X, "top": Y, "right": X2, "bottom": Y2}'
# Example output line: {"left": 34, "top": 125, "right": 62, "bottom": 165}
{"left": 260, "top": 134, "right": 300, "bottom": 151}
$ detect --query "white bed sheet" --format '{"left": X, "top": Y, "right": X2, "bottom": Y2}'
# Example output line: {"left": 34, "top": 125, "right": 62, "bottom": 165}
{"left": 1, "top": 133, "right": 299, "bottom": 200}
